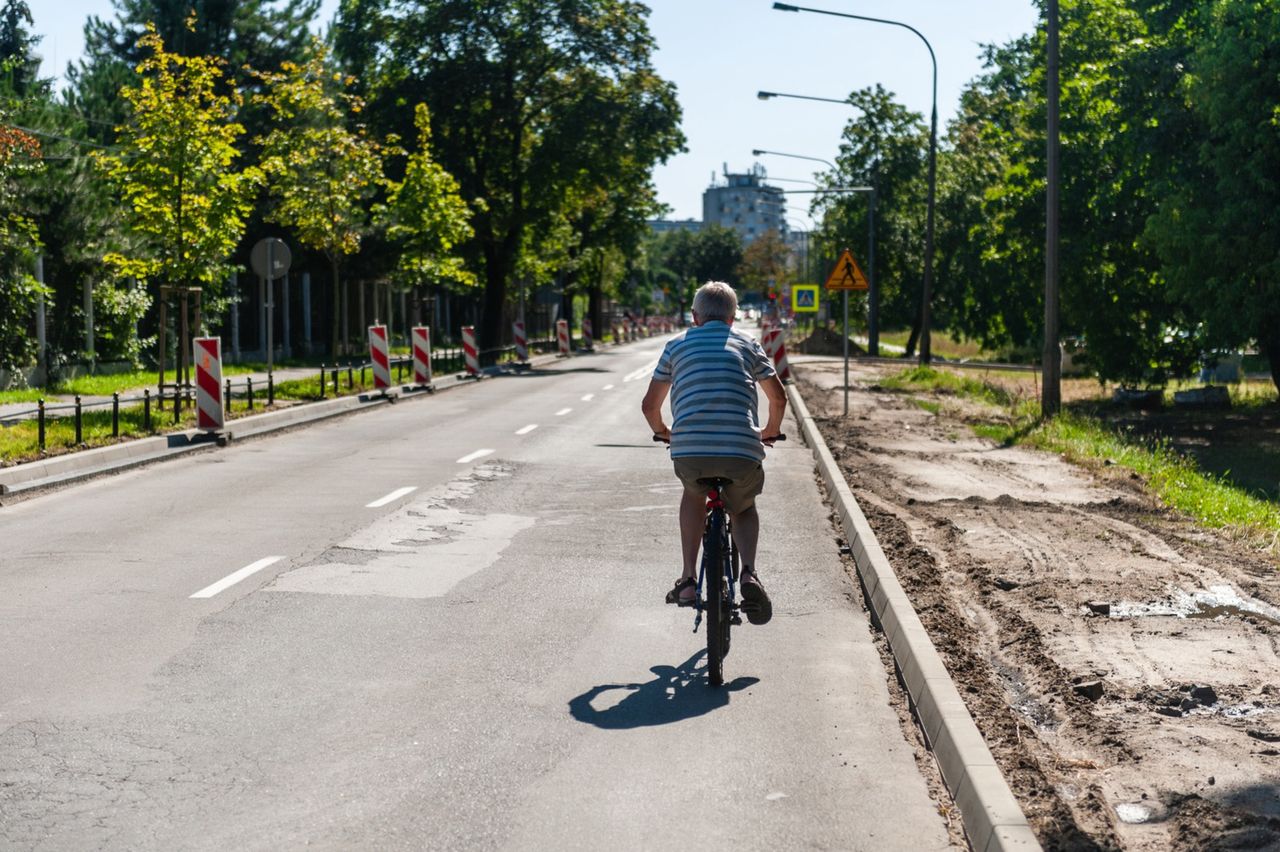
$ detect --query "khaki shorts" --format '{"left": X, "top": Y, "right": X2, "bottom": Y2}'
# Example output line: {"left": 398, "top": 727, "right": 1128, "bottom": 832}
{"left": 673, "top": 456, "right": 765, "bottom": 513}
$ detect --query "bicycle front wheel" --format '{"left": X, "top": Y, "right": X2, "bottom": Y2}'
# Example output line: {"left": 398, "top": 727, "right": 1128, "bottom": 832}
{"left": 703, "top": 508, "right": 729, "bottom": 687}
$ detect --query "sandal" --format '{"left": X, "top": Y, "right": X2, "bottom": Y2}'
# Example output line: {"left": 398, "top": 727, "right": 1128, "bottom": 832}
{"left": 739, "top": 569, "right": 773, "bottom": 625}
{"left": 665, "top": 576, "right": 697, "bottom": 607}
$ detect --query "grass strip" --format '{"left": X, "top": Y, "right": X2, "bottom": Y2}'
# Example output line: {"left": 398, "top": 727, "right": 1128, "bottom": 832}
{"left": 887, "top": 366, "right": 1280, "bottom": 554}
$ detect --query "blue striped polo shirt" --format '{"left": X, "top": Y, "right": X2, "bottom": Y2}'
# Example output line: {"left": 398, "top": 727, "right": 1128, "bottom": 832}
{"left": 652, "top": 321, "right": 776, "bottom": 462}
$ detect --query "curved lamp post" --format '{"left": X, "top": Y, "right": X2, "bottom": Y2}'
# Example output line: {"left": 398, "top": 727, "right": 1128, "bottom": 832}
{"left": 754, "top": 142, "right": 880, "bottom": 356}
{"left": 773, "top": 2, "right": 937, "bottom": 365}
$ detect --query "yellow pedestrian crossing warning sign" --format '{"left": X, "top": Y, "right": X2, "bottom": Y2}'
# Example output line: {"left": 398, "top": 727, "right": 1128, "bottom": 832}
{"left": 825, "top": 249, "right": 869, "bottom": 291}
{"left": 792, "top": 284, "right": 819, "bottom": 313}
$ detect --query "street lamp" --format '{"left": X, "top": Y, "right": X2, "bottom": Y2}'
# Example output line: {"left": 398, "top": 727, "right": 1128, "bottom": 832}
{"left": 774, "top": 1, "right": 938, "bottom": 366}
{"left": 758, "top": 90, "right": 854, "bottom": 108}
{"left": 751, "top": 148, "right": 835, "bottom": 171}
{"left": 756, "top": 145, "right": 880, "bottom": 356}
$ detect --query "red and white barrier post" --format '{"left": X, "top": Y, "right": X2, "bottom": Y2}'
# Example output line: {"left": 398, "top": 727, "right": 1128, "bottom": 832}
{"left": 462, "top": 325, "right": 481, "bottom": 377}
{"left": 764, "top": 327, "right": 793, "bottom": 383}
{"left": 411, "top": 325, "right": 433, "bottom": 387}
{"left": 368, "top": 324, "right": 390, "bottom": 390}
{"left": 581, "top": 318, "right": 593, "bottom": 351}
{"left": 512, "top": 318, "right": 529, "bottom": 363}
{"left": 556, "top": 319, "right": 570, "bottom": 356}
{"left": 194, "top": 337, "right": 224, "bottom": 430}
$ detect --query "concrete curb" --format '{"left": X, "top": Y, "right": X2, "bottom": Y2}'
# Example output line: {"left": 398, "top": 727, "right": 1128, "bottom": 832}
{"left": 0, "top": 342, "right": 626, "bottom": 501}
{"left": 785, "top": 382, "right": 1041, "bottom": 852}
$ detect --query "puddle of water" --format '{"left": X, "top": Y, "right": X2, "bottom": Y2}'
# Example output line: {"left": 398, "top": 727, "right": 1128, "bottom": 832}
{"left": 1110, "top": 584, "right": 1280, "bottom": 627}
{"left": 1115, "top": 802, "right": 1153, "bottom": 824}
{"left": 990, "top": 655, "right": 1059, "bottom": 731}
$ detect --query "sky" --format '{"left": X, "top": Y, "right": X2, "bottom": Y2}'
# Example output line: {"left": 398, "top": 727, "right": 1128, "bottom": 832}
{"left": 32, "top": 0, "right": 1040, "bottom": 229}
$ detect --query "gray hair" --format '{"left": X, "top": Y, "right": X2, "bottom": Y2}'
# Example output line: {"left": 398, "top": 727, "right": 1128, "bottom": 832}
{"left": 692, "top": 281, "right": 738, "bottom": 322}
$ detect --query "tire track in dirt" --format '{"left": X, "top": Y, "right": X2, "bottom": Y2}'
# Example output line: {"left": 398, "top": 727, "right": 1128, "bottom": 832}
{"left": 797, "top": 361, "right": 1280, "bottom": 851}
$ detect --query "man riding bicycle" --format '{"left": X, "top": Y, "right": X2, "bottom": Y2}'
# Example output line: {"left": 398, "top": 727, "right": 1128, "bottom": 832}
{"left": 641, "top": 281, "right": 787, "bottom": 624}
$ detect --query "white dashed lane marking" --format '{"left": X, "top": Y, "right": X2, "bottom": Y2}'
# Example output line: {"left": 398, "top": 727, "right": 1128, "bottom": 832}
{"left": 191, "top": 556, "right": 283, "bottom": 599}
{"left": 603, "top": 384, "right": 614, "bottom": 390}
{"left": 555, "top": 408, "right": 572, "bottom": 416}
{"left": 365, "top": 486, "right": 417, "bottom": 508}
{"left": 581, "top": 394, "right": 594, "bottom": 402}
{"left": 516, "top": 424, "right": 538, "bottom": 435}
{"left": 456, "top": 449, "right": 495, "bottom": 464}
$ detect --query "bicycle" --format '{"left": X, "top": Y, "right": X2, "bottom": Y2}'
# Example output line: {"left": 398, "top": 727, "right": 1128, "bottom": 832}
{"left": 654, "top": 434, "right": 785, "bottom": 687}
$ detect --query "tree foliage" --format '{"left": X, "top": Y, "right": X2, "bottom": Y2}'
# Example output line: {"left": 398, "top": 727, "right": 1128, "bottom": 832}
{"left": 348, "top": 0, "right": 682, "bottom": 350}
{"left": 94, "top": 22, "right": 259, "bottom": 298}
{"left": 379, "top": 103, "right": 474, "bottom": 290}
{"left": 254, "top": 39, "right": 388, "bottom": 355}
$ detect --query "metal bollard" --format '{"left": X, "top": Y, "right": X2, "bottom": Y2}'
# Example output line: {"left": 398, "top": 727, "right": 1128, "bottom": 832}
{"left": 173, "top": 385, "right": 180, "bottom": 424}
{"left": 225, "top": 379, "right": 232, "bottom": 413}
{"left": 361, "top": 364, "right": 367, "bottom": 386}
{"left": 37, "top": 398, "right": 45, "bottom": 450}
{"left": 112, "top": 392, "right": 120, "bottom": 437}
{"left": 247, "top": 377, "right": 254, "bottom": 410}
{"left": 74, "top": 395, "right": 83, "bottom": 444}
{"left": 320, "top": 364, "right": 326, "bottom": 400}
{"left": 332, "top": 368, "right": 338, "bottom": 396}
{"left": 347, "top": 365, "right": 353, "bottom": 390}
{"left": 268, "top": 371, "right": 274, "bottom": 407}
{"left": 144, "top": 389, "right": 151, "bottom": 432}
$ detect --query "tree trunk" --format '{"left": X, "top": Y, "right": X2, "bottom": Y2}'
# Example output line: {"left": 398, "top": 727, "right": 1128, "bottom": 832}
{"left": 904, "top": 324, "right": 920, "bottom": 359}
{"left": 330, "top": 258, "right": 340, "bottom": 359}
{"left": 589, "top": 284, "right": 602, "bottom": 340}
{"left": 1260, "top": 329, "right": 1280, "bottom": 397}
{"left": 479, "top": 245, "right": 509, "bottom": 355}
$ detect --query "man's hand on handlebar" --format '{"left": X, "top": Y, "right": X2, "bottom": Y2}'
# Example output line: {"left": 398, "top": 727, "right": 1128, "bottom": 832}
{"left": 652, "top": 426, "right": 671, "bottom": 444}
{"left": 761, "top": 431, "right": 787, "bottom": 447}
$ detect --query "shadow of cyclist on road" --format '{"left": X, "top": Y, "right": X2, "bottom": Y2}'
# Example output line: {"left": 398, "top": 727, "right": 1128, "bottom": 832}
{"left": 568, "top": 651, "right": 759, "bottom": 729}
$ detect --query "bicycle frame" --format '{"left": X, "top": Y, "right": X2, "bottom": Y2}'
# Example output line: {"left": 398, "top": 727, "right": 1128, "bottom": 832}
{"left": 693, "top": 485, "right": 737, "bottom": 625}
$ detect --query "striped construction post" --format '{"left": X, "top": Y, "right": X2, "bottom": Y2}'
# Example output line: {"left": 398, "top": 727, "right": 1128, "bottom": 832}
{"left": 411, "top": 325, "right": 433, "bottom": 386}
{"left": 556, "top": 319, "right": 570, "bottom": 356}
{"left": 194, "top": 337, "right": 224, "bottom": 430}
{"left": 368, "top": 324, "right": 390, "bottom": 389}
{"left": 765, "top": 326, "right": 793, "bottom": 382}
{"left": 512, "top": 319, "right": 529, "bottom": 363}
{"left": 462, "top": 325, "right": 481, "bottom": 376}
{"left": 581, "top": 318, "right": 593, "bottom": 351}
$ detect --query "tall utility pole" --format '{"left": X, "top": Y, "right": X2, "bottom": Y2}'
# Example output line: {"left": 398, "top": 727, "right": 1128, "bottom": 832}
{"left": 1042, "top": 0, "right": 1062, "bottom": 416}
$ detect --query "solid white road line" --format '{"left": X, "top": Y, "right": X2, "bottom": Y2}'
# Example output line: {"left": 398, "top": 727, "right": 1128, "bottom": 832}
{"left": 191, "top": 556, "right": 283, "bottom": 599}
{"left": 456, "top": 449, "right": 495, "bottom": 464}
{"left": 581, "top": 394, "right": 595, "bottom": 402}
{"left": 555, "top": 408, "right": 572, "bottom": 416}
{"left": 365, "top": 486, "right": 418, "bottom": 508}
{"left": 516, "top": 424, "right": 538, "bottom": 435}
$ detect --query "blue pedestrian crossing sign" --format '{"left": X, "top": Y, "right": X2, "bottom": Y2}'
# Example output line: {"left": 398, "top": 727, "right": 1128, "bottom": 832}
{"left": 792, "top": 284, "right": 819, "bottom": 313}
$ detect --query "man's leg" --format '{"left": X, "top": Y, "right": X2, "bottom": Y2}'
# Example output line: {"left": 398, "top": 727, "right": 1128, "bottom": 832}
{"left": 730, "top": 505, "right": 759, "bottom": 570}
{"left": 680, "top": 488, "right": 704, "bottom": 578}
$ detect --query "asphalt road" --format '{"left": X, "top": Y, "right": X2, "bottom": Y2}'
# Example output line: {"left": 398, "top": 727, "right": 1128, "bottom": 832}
{"left": 0, "top": 335, "right": 952, "bottom": 851}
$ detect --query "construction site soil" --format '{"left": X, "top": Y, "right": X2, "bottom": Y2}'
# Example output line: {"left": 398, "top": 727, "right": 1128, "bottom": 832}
{"left": 796, "top": 357, "right": 1280, "bottom": 851}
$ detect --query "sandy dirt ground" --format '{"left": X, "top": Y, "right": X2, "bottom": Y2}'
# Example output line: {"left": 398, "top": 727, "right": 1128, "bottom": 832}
{"left": 795, "top": 357, "right": 1280, "bottom": 852}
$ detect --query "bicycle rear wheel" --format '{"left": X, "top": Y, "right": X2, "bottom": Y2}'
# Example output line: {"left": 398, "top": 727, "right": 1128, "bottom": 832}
{"left": 703, "top": 508, "right": 729, "bottom": 687}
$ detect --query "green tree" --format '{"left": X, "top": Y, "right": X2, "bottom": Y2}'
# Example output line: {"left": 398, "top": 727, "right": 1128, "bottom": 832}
{"left": 815, "top": 85, "right": 928, "bottom": 354}
{"left": 738, "top": 230, "right": 792, "bottom": 297}
{"left": 379, "top": 103, "right": 474, "bottom": 290}
{"left": 0, "top": 120, "right": 43, "bottom": 379}
{"left": 1145, "top": 0, "right": 1280, "bottom": 394}
{"left": 351, "top": 0, "right": 680, "bottom": 351}
{"left": 94, "top": 23, "right": 259, "bottom": 307}
{"left": 254, "top": 39, "right": 388, "bottom": 356}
